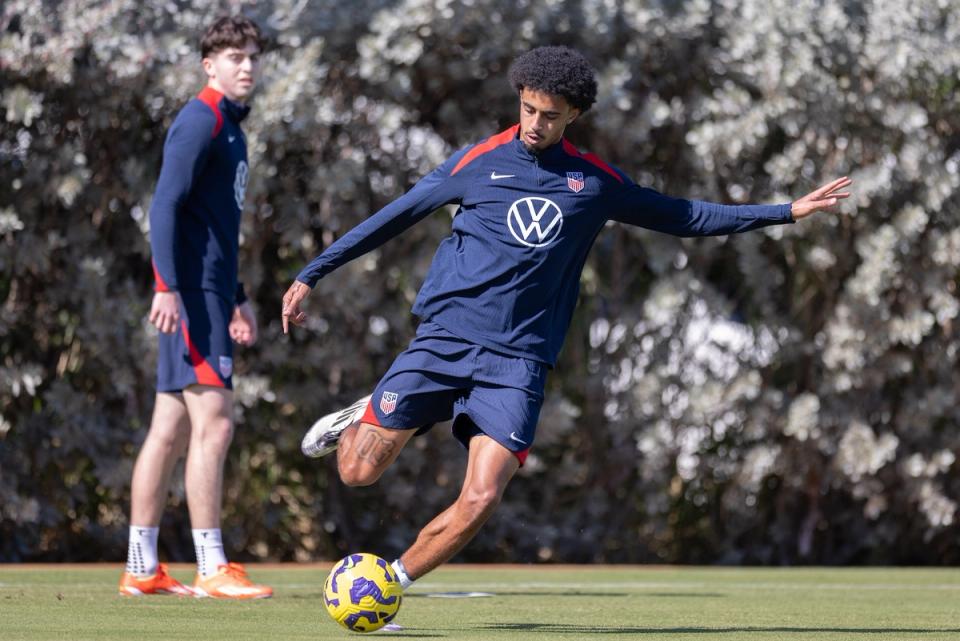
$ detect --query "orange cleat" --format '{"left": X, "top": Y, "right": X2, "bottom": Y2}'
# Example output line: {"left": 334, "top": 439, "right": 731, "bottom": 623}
{"left": 119, "top": 563, "right": 193, "bottom": 596}
{"left": 192, "top": 562, "right": 273, "bottom": 599}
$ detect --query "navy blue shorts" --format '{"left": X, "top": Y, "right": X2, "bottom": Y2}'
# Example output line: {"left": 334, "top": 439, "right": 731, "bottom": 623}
{"left": 359, "top": 320, "right": 548, "bottom": 463}
{"left": 157, "top": 290, "right": 233, "bottom": 393}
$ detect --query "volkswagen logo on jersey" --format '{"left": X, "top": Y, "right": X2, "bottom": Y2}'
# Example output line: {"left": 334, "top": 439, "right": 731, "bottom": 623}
{"left": 234, "top": 161, "right": 249, "bottom": 211}
{"left": 507, "top": 197, "right": 563, "bottom": 247}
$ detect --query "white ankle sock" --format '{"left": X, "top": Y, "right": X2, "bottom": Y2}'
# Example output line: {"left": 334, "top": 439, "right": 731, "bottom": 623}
{"left": 126, "top": 526, "right": 159, "bottom": 577}
{"left": 391, "top": 559, "right": 413, "bottom": 590}
{"left": 192, "top": 528, "right": 227, "bottom": 577}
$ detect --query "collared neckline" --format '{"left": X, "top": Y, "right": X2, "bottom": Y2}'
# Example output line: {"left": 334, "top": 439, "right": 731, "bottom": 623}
{"left": 222, "top": 95, "right": 251, "bottom": 123}
{"left": 511, "top": 133, "right": 568, "bottom": 164}
{"left": 198, "top": 86, "right": 251, "bottom": 123}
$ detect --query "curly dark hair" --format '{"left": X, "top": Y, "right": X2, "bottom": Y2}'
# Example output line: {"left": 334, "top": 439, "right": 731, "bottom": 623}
{"left": 507, "top": 46, "right": 598, "bottom": 113}
{"left": 201, "top": 15, "right": 265, "bottom": 58}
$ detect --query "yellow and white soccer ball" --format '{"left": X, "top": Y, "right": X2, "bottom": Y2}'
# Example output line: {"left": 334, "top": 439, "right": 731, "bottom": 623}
{"left": 323, "top": 553, "right": 403, "bottom": 633}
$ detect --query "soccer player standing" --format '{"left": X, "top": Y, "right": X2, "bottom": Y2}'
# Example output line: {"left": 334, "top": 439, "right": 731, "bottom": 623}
{"left": 119, "top": 16, "right": 272, "bottom": 599}
{"left": 283, "top": 47, "right": 851, "bottom": 591}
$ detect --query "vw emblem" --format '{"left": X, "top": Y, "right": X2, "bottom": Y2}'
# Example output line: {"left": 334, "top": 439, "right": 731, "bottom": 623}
{"left": 507, "top": 197, "right": 563, "bottom": 247}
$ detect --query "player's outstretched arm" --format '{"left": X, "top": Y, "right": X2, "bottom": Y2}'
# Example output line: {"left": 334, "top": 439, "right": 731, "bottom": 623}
{"left": 790, "top": 176, "right": 852, "bottom": 220}
{"left": 611, "top": 175, "right": 851, "bottom": 237}
{"left": 282, "top": 280, "right": 311, "bottom": 334}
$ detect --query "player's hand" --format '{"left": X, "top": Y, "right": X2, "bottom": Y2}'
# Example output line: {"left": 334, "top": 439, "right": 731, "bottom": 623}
{"left": 790, "top": 176, "right": 853, "bottom": 220}
{"left": 282, "top": 280, "right": 311, "bottom": 334}
{"left": 149, "top": 291, "right": 180, "bottom": 334}
{"left": 230, "top": 301, "right": 258, "bottom": 346}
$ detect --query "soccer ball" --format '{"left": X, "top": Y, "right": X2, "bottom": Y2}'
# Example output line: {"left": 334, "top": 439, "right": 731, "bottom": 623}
{"left": 323, "top": 553, "right": 403, "bottom": 633}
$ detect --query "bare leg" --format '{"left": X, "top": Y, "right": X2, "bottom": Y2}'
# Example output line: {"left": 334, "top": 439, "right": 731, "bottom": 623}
{"left": 130, "top": 393, "right": 190, "bottom": 526}
{"left": 178, "top": 386, "right": 271, "bottom": 596}
{"left": 182, "top": 386, "right": 234, "bottom": 529}
{"left": 399, "top": 435, "right": 519, "bottom": 580}
{"left": 337, "top": 422, "right": 415, "bottom": 487}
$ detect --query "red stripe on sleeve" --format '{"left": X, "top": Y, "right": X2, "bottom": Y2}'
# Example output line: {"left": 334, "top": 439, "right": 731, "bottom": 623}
{"left": 196, "top": 86, "right": 224, "bottom": 138}
{"left": 450, "top": 125, "right": 520, "bottom": 176}
{"left": 360, "top": 400, "right": 382, "bottom": 427}
{"left": 562, "top": 139, "right": 624, "bottom": 183}
{"left": 180, "top": 320, "right": 225, "bottom": 388}
{"left": 152, "top": 258, "right": 171, "bottom": 292}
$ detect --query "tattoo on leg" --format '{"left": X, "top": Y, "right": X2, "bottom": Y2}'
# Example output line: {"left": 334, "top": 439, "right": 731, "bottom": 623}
{"left": 354, "top": 428, "right": 395, "bottom": 466}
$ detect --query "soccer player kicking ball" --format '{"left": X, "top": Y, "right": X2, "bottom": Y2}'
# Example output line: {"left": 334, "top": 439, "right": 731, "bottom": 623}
{"left": 119, "top": 16, "right": 272, "bottom": 599}
{"left": 282, "top": 46, "right": 851, "bottom": 593}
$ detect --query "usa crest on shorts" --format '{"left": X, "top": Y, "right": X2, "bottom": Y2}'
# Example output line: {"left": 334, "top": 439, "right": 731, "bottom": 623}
{"left": 380, "top": 391, "right": 398, "bottom": 415}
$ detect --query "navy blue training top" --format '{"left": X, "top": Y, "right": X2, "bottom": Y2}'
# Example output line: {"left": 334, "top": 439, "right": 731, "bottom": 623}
{"left": 297, "top": 125, "right": 794, "bottom": 366}
{"left": 150, "top": 86, "right": 250, "bottom": 304}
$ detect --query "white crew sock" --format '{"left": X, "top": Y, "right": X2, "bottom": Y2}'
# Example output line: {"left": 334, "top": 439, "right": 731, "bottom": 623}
{"left": 192, "top": 528, "right": 228, "bottom": 577}
{"left": 125, "top": 526, "right": 159, "bottom": 577}
{"left": 391, "top": 559, "right": 414, "bottom": 590}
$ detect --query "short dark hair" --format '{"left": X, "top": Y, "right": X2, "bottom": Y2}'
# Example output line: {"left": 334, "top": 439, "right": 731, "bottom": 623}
{"left": 201, "top": 15, "right": 264, "bottom": 58}
{"left": 507, "top": 46, "right": 598, "bottom": 113}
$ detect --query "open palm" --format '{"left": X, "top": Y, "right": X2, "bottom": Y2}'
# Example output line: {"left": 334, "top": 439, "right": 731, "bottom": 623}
{"left": 791, "top": 177, "right": 852, "bottom": 220}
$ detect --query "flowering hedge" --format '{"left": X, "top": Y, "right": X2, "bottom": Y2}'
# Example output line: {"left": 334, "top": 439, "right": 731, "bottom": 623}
{"left": 1, "top": 0, "right": 958, "bottom": 564}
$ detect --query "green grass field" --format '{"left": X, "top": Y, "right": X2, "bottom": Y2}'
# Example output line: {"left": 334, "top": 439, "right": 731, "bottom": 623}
{"left": 1, "top": 565, "right": 959, "bottom": 640}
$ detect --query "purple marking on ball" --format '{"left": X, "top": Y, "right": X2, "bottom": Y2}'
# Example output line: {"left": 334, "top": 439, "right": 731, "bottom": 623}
{"left": 328, "top": 561, "right": 352, "bottom": 593}
{"left": 350, "top": 577, "right": 398, "bottom": 606}
{"left": 344, "top": 610, "right": 378, "bottom": 630}
{"left": 375, "top": 557, "right": 393, "bottom": 582}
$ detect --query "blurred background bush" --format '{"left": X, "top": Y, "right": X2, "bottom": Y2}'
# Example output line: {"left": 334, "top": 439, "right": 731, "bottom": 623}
{"left": 2, "top": 0, "right": 959, "bottom": 565}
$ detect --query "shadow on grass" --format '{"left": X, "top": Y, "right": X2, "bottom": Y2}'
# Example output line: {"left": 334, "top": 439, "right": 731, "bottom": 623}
{"left": 479, "top": 623, "right": 960, "bottom": 635}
